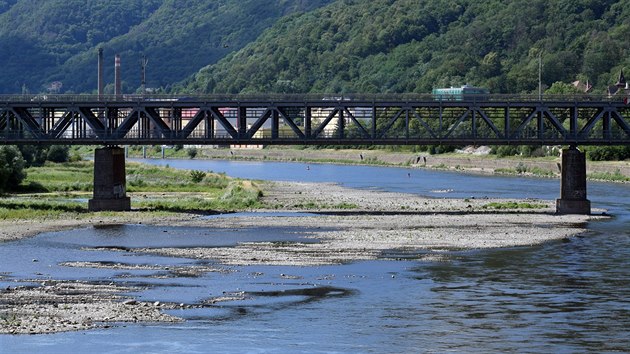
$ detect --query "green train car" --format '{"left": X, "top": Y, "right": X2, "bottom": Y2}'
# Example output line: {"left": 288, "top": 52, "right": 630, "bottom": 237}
{"left": 432, "top": 85, "right": 489, "bottom": 101}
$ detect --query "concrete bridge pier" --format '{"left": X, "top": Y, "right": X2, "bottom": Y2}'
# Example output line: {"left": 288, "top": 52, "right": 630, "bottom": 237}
{"left": 88, "top": 146, "right": 131, "bottom": 212}
{"left": 556, "top": 146, "right": 591, "bottom": 215}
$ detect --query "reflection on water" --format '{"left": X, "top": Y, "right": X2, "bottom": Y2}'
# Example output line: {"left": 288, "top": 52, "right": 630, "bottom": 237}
{"left": 412, "top": 234, "right": 630, "bottom": 352}
{"left": 1, "top": 160, "right": 630, "bottom": 352}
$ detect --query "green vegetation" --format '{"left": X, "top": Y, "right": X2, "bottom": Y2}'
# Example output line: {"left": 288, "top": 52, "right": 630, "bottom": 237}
{"left": 133, "top": 181, "right": 263, "bottom": 212}
{"left": 189, "top": 170, "right": 206, "bottom": 183}
{"left": 583, "top": 146, "right": 630, "bottom": 161}
{"left": 588, "top": 169, "right": 630, "bottom": 182}
{"left": 0, "top": 0, "right": 332, "bottom": 94}
{"left": 482, "top": 202, "right": 547, "bottom": 210}
{"left": 0, "top": 160, "right": 263, "bottom": 219}
{"left": 0, "top": 198, "right": 86, "bottom": 220}
{"left": 3, "top": 0, "right": 629, "bottom": 95}
{"left": 185, "top": 0, "right": 630, "bottom": 95}
{"left": 126, "top": 162, "right": 229, "bottom": 193}
{"left": 494, "top": 163, "right": 556, "bottom": 178}
{"left": 22, "top": 161, "right": 93, "bottom": 192}
{"left": 0, "top": 146, "right": 26, "bottom": 193}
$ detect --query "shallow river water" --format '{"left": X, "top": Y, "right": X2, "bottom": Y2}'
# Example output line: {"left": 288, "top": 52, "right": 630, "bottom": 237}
{"left": 1, "top": 159, "right": 629, "bottom": 353}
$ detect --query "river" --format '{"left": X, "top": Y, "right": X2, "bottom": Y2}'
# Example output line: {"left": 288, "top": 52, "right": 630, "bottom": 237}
{"left": 1, "top": 159, "right": 629, "bottom": 353}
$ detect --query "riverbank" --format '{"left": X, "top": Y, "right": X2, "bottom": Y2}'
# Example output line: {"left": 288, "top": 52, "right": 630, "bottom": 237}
{"left": 0, "top": 160, "right": 602, "bottom": 334}
{"left": 0, "top": 178, "right": 604, "bottom": 334}
{"left": 191, "top": 146, "right": 630, "bottom": 181}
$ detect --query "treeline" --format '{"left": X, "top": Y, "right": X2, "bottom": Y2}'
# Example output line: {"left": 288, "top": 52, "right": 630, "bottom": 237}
{"left": 0, "top": 146, "right": 72, "bottom": 193}
{"left": 183, "top": 0, "right": 630, "bottom": 95}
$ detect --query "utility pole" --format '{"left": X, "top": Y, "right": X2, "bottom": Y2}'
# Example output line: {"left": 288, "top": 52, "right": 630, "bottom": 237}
{"left": 141, "top": 55, "right": 148, "bottom": 96}
{"left": 538, "top": 51, "right": 543, "bottom": 101}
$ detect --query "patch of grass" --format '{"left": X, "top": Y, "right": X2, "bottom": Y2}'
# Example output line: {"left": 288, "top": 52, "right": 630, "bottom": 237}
{"left": 334, "top": 202, "right": 358, "bottom": 209}
{"left": 494, "top": 165, "right": 555, "bottom": 178}
{"left": 0, "top": 199, "right": 87, "bottom": 220}
{"left": 22, "top": 161, "right": 93, "bottom": 192}
{"left": 133, "top": 181, "right": 263, "bottom": 212}
{"left": 2, "top": 161, "right": 264, "bottom": 219}
{"left": 481, "top": 202, "right": 546, "bottom": 210}
{"left": 126, "top": 162, "right": 229, "bottom": 193}
{"left": 588, "top": 169, "right": 630, "bottom": 182}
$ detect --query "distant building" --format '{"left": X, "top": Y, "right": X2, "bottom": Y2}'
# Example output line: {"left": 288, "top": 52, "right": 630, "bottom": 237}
{"left": 607, "top": 69, "right": 629, "bottom": 97}
{"left": 571, "top": 80, "right": 593, "bottom": 93}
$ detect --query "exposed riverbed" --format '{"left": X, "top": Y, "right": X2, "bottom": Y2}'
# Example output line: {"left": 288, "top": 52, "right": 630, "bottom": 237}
{"left": 1, "top": 159, "right": 628, "bottom": 353}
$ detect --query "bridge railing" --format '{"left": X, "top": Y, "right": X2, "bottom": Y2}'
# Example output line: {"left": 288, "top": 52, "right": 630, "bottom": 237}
{"left": 1, "top": 93, "right": 627, "bottom": 104}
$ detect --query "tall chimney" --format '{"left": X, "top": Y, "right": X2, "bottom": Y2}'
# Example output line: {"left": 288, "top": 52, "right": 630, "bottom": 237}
{"left": 97, "top": 48, "right": 104, "bottom": 98}
{"left": 115, "top": 54, "right": 121, "bottom": 97}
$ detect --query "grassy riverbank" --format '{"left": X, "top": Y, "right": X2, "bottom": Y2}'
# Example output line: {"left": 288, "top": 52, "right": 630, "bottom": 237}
{"left": 0, "top": 160, "right": 262, "bottom": 221}
{"left": 191, "top": 146, "right": 630, "bottom": 182}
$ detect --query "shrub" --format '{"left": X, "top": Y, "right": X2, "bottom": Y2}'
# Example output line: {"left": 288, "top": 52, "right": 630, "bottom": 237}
{"left": 0, "top": 146, "right": 27, "bottom": 192}
{"left": 515, "top": 162, "right": 528, "bottom": 174}
{"left": 187, "top": 147, "right": 198, "bottom": 159}
{"left": 46, "top": 145, "right": 70, "bottom": 163}
{"left": 585, "top": 146, "right": 630, "bottom": 161}
{"left": 190, "top": 170, "right": 206, "bottom": 183}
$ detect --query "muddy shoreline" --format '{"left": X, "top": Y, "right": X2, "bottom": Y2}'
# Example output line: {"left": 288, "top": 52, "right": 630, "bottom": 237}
{"left": 0, "top": 180, "right": 604, "bottom": 334}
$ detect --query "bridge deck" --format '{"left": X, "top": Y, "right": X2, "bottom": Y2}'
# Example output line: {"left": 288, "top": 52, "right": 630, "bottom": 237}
{"left": 1, "top": 94, "right": 629, "bottom": 146}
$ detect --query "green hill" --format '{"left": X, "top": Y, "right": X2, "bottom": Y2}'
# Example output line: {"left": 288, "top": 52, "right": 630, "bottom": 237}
{"left": 2, "top": 0, "right": 629, "bottom": 95}
{"left": 183, "top": 0, "right": 630, "bottom": 94}
{"left": 0, "top": 0, "right": 332, "bottom": 94}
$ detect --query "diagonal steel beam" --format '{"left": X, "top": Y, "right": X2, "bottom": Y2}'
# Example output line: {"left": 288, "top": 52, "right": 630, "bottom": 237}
{"left": 444, "top": 109, "right": 470, "bottom": 139}
{"left": 578, "top": 107, "right": 605, "bottom": 138}
{"left": 49, "top": 111, "right": 74, "bottom": 139}
{"left": 10, "top": 107, "right": 44, "bottom": 139}
{"left": 143, "top": 107, "right": 172, "bottom": 138}
{"left": 378, "top": 108, "right": 405, "bottom": 138}
{"left": 276, "top": 107, "right": 306, "bottom": 139}
{"left": 78, "top": 107, "right": 106, "bottom": 137}
{"left": 475, "top": 108, "right": 503, "bottom": 138}
{"left": 541, "top": 108, "right": 568, "bottom": 137}
{"left": 113, "top": 109, "right": 140, "bottom": 139}
{"left": 312, "top": 108, "right": 339, "bottom": 138}
{"left": 410, "top": 109, "right": 438, "bottom": 139}
{"left": 511, "top": 108, "right": 538, "bottom": 139}
{"left": 180, "top": 109, "right": 207, "bottom": 138}
{"left": 245, "top": 108, "right": 271, "bottom": 139}
{"left": 343, "top": 107, "right": 370, "bottom": 138}
{"left": 610, "top": 108, "right": 630, "bottom": 137}
{"left": 0, "top": 109, "right": 9, "bottom": 131}
{"left": 210, "top": 107, "right": 238, "bottom": 139}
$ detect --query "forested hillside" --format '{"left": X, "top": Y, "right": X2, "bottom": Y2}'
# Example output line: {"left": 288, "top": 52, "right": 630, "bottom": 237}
{"left": 183, "top": 0, "right": 630, "bottom": 95}
{"left": 1, "top": 0, "right": 629, "bottom": 95}
{"left": 0, "top": 0, "right": 332, "bottom": 94}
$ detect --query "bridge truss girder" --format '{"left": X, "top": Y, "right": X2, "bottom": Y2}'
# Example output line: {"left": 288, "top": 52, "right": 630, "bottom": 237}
{"left": 1, "top": 97, "right": 629, "bottom": 146}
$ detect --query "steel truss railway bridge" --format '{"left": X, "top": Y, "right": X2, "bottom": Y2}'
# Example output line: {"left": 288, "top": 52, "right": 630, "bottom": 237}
{"left": 2, "top": 93, "right": 630, "bottom": 214}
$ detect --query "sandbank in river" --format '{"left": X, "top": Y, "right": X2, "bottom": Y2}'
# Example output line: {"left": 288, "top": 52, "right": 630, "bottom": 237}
{"left": 0, "top": 180, "right": 603, "bottom": 334}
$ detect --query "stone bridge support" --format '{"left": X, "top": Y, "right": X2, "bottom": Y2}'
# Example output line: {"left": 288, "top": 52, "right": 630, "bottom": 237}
{"left": 556, "top": 147, "right": 591, "bottom": 215}
{"left": 88, "top": 146, "right": 131, "bottom": 212}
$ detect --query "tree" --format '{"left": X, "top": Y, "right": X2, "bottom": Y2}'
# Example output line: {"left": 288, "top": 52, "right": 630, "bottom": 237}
{"left": 0, "top": 146, "right": 26, "bottom": 193}
{"left": 545, "top": 81, "right": 582, "bottom": 95}
{"left": 46, "top": 145, "right": 70, "bottom": 163}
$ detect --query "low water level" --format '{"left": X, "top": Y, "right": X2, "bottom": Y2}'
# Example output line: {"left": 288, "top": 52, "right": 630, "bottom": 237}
{"left": 2, "top": 159, "right": 629, "bottom": 353}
